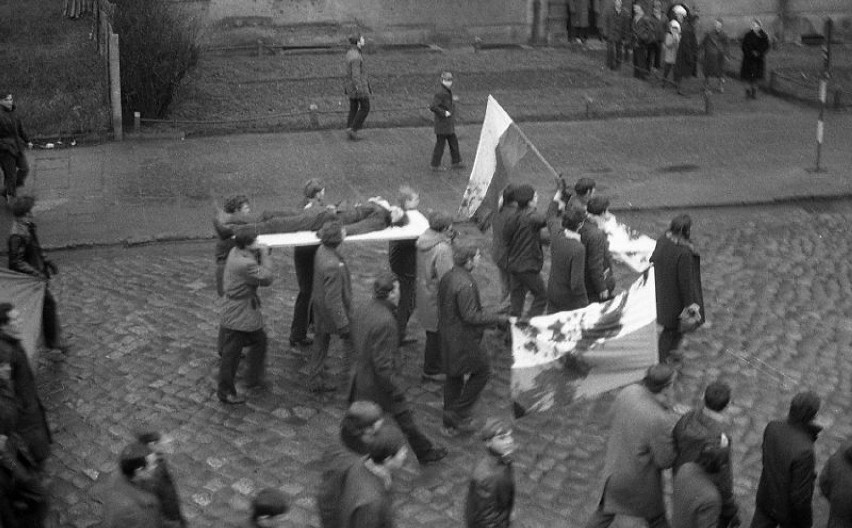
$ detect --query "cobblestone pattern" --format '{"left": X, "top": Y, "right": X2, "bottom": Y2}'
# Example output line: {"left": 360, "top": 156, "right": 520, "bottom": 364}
{"left": 35, "top": 202, "right": 852, "bottom": 527}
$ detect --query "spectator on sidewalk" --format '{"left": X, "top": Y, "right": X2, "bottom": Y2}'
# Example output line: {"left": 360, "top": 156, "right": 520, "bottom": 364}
{"left": 673, "top": 10, "right": 698, "bottom": 95}
{"left": 8, "top": 196, "right": 69, "bottom": 353}
{"left": 580, "top": 196, "right": 616, "bottom": 304}
{"left": 465, "top": 418, "right": 516, "bottom": 528}
{"left": 135, "top": 429, "right": 186, "bottom": 528}
{"left": 672, "top": 443, "right": 728, "bottom": 528}
{"left": 650, "top": 0, "right": 667, "bottom": 71}
{"left": 818, "top": 440, "right": 852, "bottom": 528}
{"left": 0, "top": 93, "right": 30, "bottom": 203}
{"left": 102, "top": 442, "right": 164, "bottom": 528}
{"left": 546, "top": 207, "right": 588, "bottom": 314}
{"left": 701, "top": 19, "right": 729, "bottom": 93}
{"left": 632, "top": 4, "right": 658, "bottom": 80}
{"left": 752, "top": 391, "right": 822, "bottom": 528}
{"left": 602, "top": 0, "right": 629, "bottom": 71}
{"left": 248, "top": 488, "right": 289, "bottom": 528}
{"left": 503, "top": 184, "right": 548, "bottom": 319}
{"left": 217, "top": 231, "right": 274, "bottom": 405}
{"left": 491, "top": 184, "right": 517, "bottom": 314}
{"left": 414, "top": 210, "right": 455, "bottom": 383}
{"left": 308, "top": 221, "right": 355, "bottom": 393}
{"left": 344, "top": 34, "right": 370, "bottom": 141}
{"left": 429, "top": 71, "right": 464, "bottom": 172}
{"left": 740, "top": 19, "right": 770, "bottom": 100}
{"left": 661, "top": 20, "right": 682, "bottom": 88}
{"left": 349, "top": 273, "right": 448, "bottom": 465}
{"left": 388, "top": 186, "right": 420, "bottom": 344}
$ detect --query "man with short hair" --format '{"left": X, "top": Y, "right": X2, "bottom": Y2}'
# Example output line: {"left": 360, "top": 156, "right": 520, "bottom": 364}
{"left": 603, "top": 0, "right": 630, "bottom": 71}
{"left": 0, "top": 93, "right": 30, "bottom": 201}
{"left": 248, "top": 488, "right": 289, "bottom": 528}
{"left": 568, "top": 177, "right": 597, "bottom": 213}
{"left": 585, "top": 364, "right": 679, "bottom": 528}
{"left": 581, "top": 195, "right": 616, "bottom": 303}
{"left": 752, "top": 391, "right": 822, "bottom": 528}
{"left": 502, "top": 184, "right": 548, "bottom": 319}
{"left": 547, "top": 207, "right": 588, "bottom": 314}
{"left": 465, "top": 418, "right": 516, "bottom": 528}
{"left": 135, "top": 429, "right": 186, "bottom": 527}
{"left": 491, "top": 184, "right": 517, "bottom": 314}
{"left": 429, "top": 71, "right": 464, "bottom": 171}
{"left": 102, "top": 442, "right": 164, "bottom": 528}
{"left": 217, "top": 231, "right": 274, "bottom": 404}
{"left": 387, "top": 186, "right": 420, "bottom": 344}
{"left": 438, "top": 243, "right": 508, "bottom": 435}
{"left": 672, "top": 443, "right": 727, "bottom": 528}
{"left": 344, "top": 34, "right": 370, "bottom": 141}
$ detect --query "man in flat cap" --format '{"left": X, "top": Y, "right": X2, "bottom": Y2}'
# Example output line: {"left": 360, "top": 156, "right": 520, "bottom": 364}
{"left": 429, "top": 71, "right": 464, "bottom": 172}
{"left": 585, "top": 364, "right": 679, "bottom": 528}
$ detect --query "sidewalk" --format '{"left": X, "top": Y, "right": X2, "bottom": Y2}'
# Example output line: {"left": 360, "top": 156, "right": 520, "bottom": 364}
{"left": 3, "top": 90, "right": 851, "bottom": 249}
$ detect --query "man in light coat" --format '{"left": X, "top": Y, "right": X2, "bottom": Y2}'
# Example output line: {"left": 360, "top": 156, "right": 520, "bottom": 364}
{"left": 585, "top": 364, "right": 678, "bottom": 528}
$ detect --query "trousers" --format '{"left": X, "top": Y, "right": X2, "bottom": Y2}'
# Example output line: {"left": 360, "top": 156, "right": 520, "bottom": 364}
{"left": 346, "top": 97, "right": 370, "bottom": 132}
{"left": 217, "top": 327, "right": 266, "bottom": 398}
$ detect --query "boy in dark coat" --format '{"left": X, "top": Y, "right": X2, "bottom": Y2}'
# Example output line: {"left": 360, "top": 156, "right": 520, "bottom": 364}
{"left": 672, "top": 444, "right": 727, "bottom": 528}
{"left": 465, "top": 418, "right": 516, "bottom": 528}
{"left": 0, "top": 94, "right": 30, "bottom": 201}
{"left": 546, "top": 208, "right": 588, "bottom": 314}
{"left": 429, "top": 71, "right": 464, "bottom": 171}
{"left": 580, "top": 196, "right": 615, "bottom": 303}
{"left": 491, "top": 185, "right": 517, "bottom": 314}
{"left": 819, "top": 441, "right": 852, "bottom": 528}
{"left": 135, "top": 429, "right": 186, "bottom": 528}
{"left": 344, "top": 34, "right": 370, "bottom": 141}
{"left": 502, "top": 184, "right": 548, "bottom": 319}
{"left": 740, "top": 19, "right": 770, "bottom": 99}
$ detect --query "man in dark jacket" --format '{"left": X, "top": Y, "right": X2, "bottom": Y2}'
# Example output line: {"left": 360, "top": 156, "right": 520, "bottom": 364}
{"left": 349, "top": 274, "right": 447, "bottom": 465}
{"left": 309, "top": 221, "right": 355, "bottom": 393}
{"left": 135, "top": 429, "right": 186, "bottom": 528}
{"left": 547, "top": 207, "right": 588, "bottom": 314}
{"left": 7, "top": 196, "right": 67, "bottom": 352}
{"left": 819, "top": 441, "right": 852, "bottom": 528}
{"left": 602, "top": 0, "right": 629, "bottom": 70}
{"left": 429, "top": 71, "right": 464, "bottom": 172}
{"left": 438, "top": 243, "right": 508, "bottom": 435}
{"left": 102, "top": 442, "right": 164, "bottom": 528}
{"left": 465, "top": 418, "right": 516, "bottom": 528}
{"left": 502, "top": 184, "right": 548, "bottom": 319}
{"left": 581, "top": 196, "right": 616, "bottom": 304}
{"left": 650, "top": 214, "right": 704, "bottom": 364}
{"left": 752, "top": 391, "right": 822, "bottom": 528}
{"left": 491, "top": 185, "right": 517, "bottom": 314}
{"left": 344, "top": 34, "right": 370, "bottom": 141}
{"left": 387, "top": 187, "right": 420, "bottom": 344}
{"left": 0, "top": 93, "right": 30, "bottom": 201}
{"left": 291, "top": 179, "right": 330, "bottom": 347}
{"left": 672, "top": 443, "right": 727, "bottom": 528}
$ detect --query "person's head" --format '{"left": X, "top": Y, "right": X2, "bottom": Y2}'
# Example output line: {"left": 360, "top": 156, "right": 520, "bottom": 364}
{"left": 10, "top": 195, "right": 35, "bottom": 220}
{"left": 373, "top": 272, "right": 399, "bottom": 304}
{"left": 318, "top": 220, "right": 345, "bottom": 248}
{"left": 0, "top": 303, "right": 21, "bottom": 340}
{"left": 788, "top": 391, "right": 821, "bottom": 425}
{"left": 499, "top": 184, "right": 517, "bottom": 210}
{"left": 513, "top": 184, "right": 536, "bottom": 209}
{"left": 428, "top": 210, "right": 453, "bottom": 233}
{"left": 224, "top": 195, "right": 250, "bottom": 214}
{"left": 652, "top": 0, "right": 662, "bottom": 16}
{"left": 669, "top": 20, "right": 681, "bottom": 33}
{"left": 714, "top": 18, "right": 723, "bottom": 32}
{"left": 304, "top": 178, "right": 325, "bottom": 204}
{"left": 367, "top": 424, "right": 408, "bottom": 470}
{"left": 574, "top": 178, "right": 596, "bottom": 201}
{"left": 398, "top": 185, "right": 420, "bottom": 210}
{"left": 0, "top": 94, "right": 12, "bottom": 110}
{"left": 695, "top": 443, "right": 727, "bottom": 474}
{"left": 643, "top": 364, "right": 675, "bottom": 396}
{"left": 119, "top": 442, "right": 157, "bottom": 483}
{"left": 703, "top": 381, "right": 731, "bottom": 412}
{"left": 751, "top": 18, "right": 762, "bottom": 32}
{"left": 672, "top": 4, "right": 687, "bottom": 21}
{"left": 480, "top": 418, "right": 516, "bottom": 457}
{"left": 251, "top": 488, "right": 290, "bottom": 526}
{"left": 453, "top": 243, "right": 481, "bottom": 270}
{"left": 586, "top": 196, "right": 610, "bottom": 217}
{"left": 669, "top": 214, "right": 692, "bottom": 239}
{"left": 613, "top": 0, "right": 622, "bottom": 11}
{"left": 340, "top": 401, "right": 384, "bottom": 454}
{"left": 633, "top": 4, "right": 644, "bottom": 17}
{"left": 234, "top": 231, "right": 258, "bottom": 250}
{"left": 441, "top": 71, "right": 454, "bottom": 89}
{"left": 349, "top": 34, "right": 365, "bottom": 48}
{"left": 561, "top": 207, "right": 586, "bottom": 232}
{"left": 135, "top": 429, "right": 174, "bottom": 457}
{"left": 388, "top": 206, "right": 409, "bottom": 227}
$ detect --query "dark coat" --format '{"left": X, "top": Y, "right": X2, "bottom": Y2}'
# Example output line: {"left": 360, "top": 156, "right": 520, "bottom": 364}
{"left": 102, "top": 472, "right": 165, "bottom": 528}
{"left": 490, "top": 203, "right": 517, "bottom": 269}
{"left": 602, "top": 6, "right": 630, "bottom": 42}
{"left": 633, "top": 14, "right": 659, "bottom": 46}
{"left": 338, "top": 462, "right": 394, "bottom": 528}
{"left": 672, "top": 462, "right": 722, "bottom": 528}
{"left": 0, "top": 105, "right": 29, "bottom": 157}
{"left": 312, "top": 245, "right": 352, "bottom": 334}
{"left": 502, "top": 207, "right": 547, "bottom": 274}
{"left": 8, "top": 219, "right": 48, "bottom": 279}
{"left": 546, "top": 231, "right": 588, "bottom": 313}
{"left": 317, "top": 444, "right": 365, "bottom": 528}
{"left": 388, "top": 239, "right": 416, "bottom": 278}
{"left": 139, "top": 460, "right": 186, "bottom": 528}
{"left": 348, "top": 299, "right": 408, "bottom": 415}
{"left": 740, "top": 29, "right": 770, "bottom": 82}
{"left": 430, "top": 84, "right": 456, "bottom": 136}
{"left": 465, "top": 454, "right": 515, "bottom": 528}
{"left": 819, "top": 442, "right": 852, "bottom": 528}
{"left": 755, "top": 419, "right": 819, "bottom": 528}
{"left": 701, "top": 29, "right": 728, "bottom": 78}
{"left": 437, "top": 266, "right": 503, "bottom": 377}
{"left": 674, "top": 19, "right": 698, "bottom": 80}
{"left": 579, "top": 219, "right": 615, "bottom": 301}
{"left": 344, "top": 46, "right": 370, "bottom": 99}
{"left": 650, "top": 232, "right": 704, "bottom": 329}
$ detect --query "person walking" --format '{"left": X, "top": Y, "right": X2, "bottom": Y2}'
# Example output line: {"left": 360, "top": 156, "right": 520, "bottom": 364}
{"left": 701, "top": 19, "right": 729, "bottom": 93}
{"left": 584, "top": 364, "right": 678, "bottom": 528}
{"left": 546, "top": 208, "right": 588, "bottom": 314}
{"left": 438, "top": 244, "right": 508, "bottom": 435}
{"left": 134, "top": 429, "right": 186, "bottom": 528}
{"left": 217, "top": 231, "right": 274, "bottom": 404}
{"left": 102, "top": 442, "right": 164, "bottom": 528}
{"left": 344, "top": 34, "right": 370, "bottom": 141}
{"left": 602, "top": 0, "right": 629, "bottom": 71}
{"left": 661, "top": 20, "right": 682, "bottom": 88}
{"left": 491, "top": 185, "right": 517, "bottom": 314}
{"left": 429, "top": 71, "right": 464, "bottom": 172}
{"left": 740, "top": 19, "right": 770, "bottom": 100}
{"left": 349, "top": 274, "right": 448, "bottom": 465}
{"left": 414, "top": 210, "right": 455, "bottom": 382}
{"left": 650, "top": 214, "right": 704, "bottom": 364}
{"left": 308, "top": 221, "right": 355, "bottom": 393}
{"left": 8, "top": 196, "right": 68, "bottom": 352}
{"left": 0, "top": 93, "right": 30, "bottom": 203}
{"left": 465, "top": 418, "right": 516, "bottom": 528}
{"left": 503, "top": 184, "right": 548, "bottom": 319}
{"left": 580, "top": 196, "right": 616, "bottom": 304}
{"left": 388, "top": 186, "right": 420, "bottom": 344}
{"left": 751, "top": 391, "right": 822, "bottom": 528}
{"left": 672, "top": 444, "right": 728, "bottom": 528}
{"left": 818, "top": 440, "right": 852, "bottom": 528}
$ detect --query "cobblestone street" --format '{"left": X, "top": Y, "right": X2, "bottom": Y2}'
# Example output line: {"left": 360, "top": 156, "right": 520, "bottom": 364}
{"left": 37, "top": 199, "right": 852, "bottom": 527}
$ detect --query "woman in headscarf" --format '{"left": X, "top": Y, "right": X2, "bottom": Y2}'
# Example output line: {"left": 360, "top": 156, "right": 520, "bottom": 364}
{"left": 740, "top": 19, "right": 770, "bottom": 99}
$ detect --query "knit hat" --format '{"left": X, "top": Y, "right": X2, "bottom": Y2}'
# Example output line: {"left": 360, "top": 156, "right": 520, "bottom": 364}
{"left": 252, "top": 488, "right": 289, "bottom": 518}
{"left": 586, "top": 196, "right": 610, "bottom": 216}
{"left": 643, "top": 364, "right": 675, "bottom": 393}
{"left": 318, "top": 220, "right": 344, "bottom": 245}
{"left": 373, "top": 273, "right": 397, "bottom": 299}
{"left": 345, "top": 401, "right": 383, "bottom": 429}
{"left": 480, "top": 418, "right": 512, "bottom": 441}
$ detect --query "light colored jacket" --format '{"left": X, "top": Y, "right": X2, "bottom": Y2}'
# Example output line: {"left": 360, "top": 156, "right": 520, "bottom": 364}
{"left": 414, "top": 229, "right": 454, "bottom": 332}
{"left": 221, "top": 246, "right": 274, "bottom": 331}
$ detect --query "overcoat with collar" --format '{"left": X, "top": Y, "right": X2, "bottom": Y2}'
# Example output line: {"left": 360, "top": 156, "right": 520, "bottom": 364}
{"left": 312, "top": 244, "right": 352, "bottom": 334}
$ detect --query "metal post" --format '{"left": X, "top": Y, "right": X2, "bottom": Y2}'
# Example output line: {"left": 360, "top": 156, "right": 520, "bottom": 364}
{"left": 109, "top": 33, "right": 123, "bottom": 141}
{"left": 309, "top": 104, "right": 319, "bottom": 128}
{"left": 812, "top": 19, "right": 832, "bottom": 172}
{"left": 703, "top": 89, "right": 713, "bottom": 115}
{"left": 134, "top": 111, "right": 141, "bottom": 133}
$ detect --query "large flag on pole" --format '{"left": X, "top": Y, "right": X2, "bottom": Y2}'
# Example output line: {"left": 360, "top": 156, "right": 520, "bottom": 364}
{"left": 458, "top": 96, "right": 559, "bottom": 229}
{"left": 510, "top": 268, "right": 658, "bottom": 417}
{"left": 0, "top": 268, "right": 46, "bottom": 367}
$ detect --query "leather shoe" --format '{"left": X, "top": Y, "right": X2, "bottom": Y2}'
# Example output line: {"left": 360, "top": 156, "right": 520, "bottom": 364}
{"left": 289, "top": 336, "right": 314, "bottom": 347}
{"left": 218, "top": 393, "right": 246, "bottom": 405}
{"left": 418, "top": 446, "right": 448, "bottom": 465}
{"left": 451, "top": 162, "right": 466, "bottom": 170}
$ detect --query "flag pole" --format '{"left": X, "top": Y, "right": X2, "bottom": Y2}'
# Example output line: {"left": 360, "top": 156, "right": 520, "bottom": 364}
{"left": 511, "top": 122, "right": 561, "bottom": 183}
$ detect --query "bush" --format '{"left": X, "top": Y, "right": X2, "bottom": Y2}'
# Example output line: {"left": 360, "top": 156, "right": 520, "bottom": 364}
{"left": 112, "top": 0, "right": 200, "bottom": 120}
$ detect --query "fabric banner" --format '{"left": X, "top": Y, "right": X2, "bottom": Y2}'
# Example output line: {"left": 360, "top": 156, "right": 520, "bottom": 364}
{"left": 0, "top": 268, "right": 46, "bottom": 365}
{"left": 510, "top": 267, "right": 658, "bottom": 417}
{"left": 600, "top": 214, "right": 657, "bottom": 272}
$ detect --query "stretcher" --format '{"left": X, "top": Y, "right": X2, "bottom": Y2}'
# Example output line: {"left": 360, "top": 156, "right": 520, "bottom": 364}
{"left": 256, "top": 210, "right": 429, "bottom": 247}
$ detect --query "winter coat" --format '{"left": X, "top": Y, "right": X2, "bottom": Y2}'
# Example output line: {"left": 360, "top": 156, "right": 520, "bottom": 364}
{"left": 344, "top": 46, "right": 370, "bottom": 99}
{"left": 674, "top": 19, "right": 698, "bottom": 80}
{"left": 437, "top": 266, "right": 503, "bottom": 377}
{"left": 602, "top": 6, "right": 629, "bottom": 42}
{"left": 312, "top": 244, "right": 353, "bottom": 334}
{"left": 503, "top": 207, "right": 547, "bottom": 274}
{"left": 8, "top": 219, "right": 49, "bottom": 279}
{"left": 0, "top": 105, "right": 29, "bottom": 157}
{"left": 138, "top": 460, "right": 186, "bottom": 528}
{"left": 819, "top": 442, "right": 852, "bottom": 528}
{"left": 650, "top": 232, "right": 704, "bottom": 329}
{"left": 388, "top": 239, "right": 416, "bottom": 278}
{"left": 101, "top": 472, "right": 165, "bottom": 528}
{"left": 349, "top": 299, "right": 408, "bottom": 415}
{"left": 414, "top": 229, "right": 454, "bottom": 332}
{"left": 701, "top": 30, "right": 728, "bottom": 78}
{"left": 579, "top": 219, "right": 615, "bottom": 301}
{"left": 672, "top": 462, "right": 722, "bottom": 528}
{"left": 465, "top": 454, "right": 515, "bottom": 528}
{"left": 598, "top": 383, "right": 677, "bottom": 519}
{"left": 755, "top": 419, "right": 820, "bottom": 528}
{"left": 490, "top": 203, "right": 517, "bottom": 270}
{"left": 546, "top": 230, "right": 587, "bottom": 313}
{"left": 663, "top": 30, "right": 681, "bottom": 65}
{"left": 430, "top": 84, "right": 456, "bottom": 136}
{"left": 317, "top": 444, "right": 365, "bottom": 528}
{"left": 220, "top": 246, "right": 274, "bottom": 332}
{"left": 633, "top": 14, "right": 659, "bottom": 46}
{"left": 338, "top": 462, "right": 394, "bottom": 528}
{"left": 228, "top": 206, "right": 334, "bottom": 239}
{"left": 740, "top": 29, "right": 770, "bottom": 82}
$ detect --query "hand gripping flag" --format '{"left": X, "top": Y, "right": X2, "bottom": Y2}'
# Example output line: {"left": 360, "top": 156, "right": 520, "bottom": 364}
{"left": 511, "top": 267, "right": 658, "bottom": 417}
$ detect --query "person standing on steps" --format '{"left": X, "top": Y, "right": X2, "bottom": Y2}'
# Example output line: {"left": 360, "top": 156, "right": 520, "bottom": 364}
{"left": 429, "top": 71, "right": 465, "bottom": 172}
{"left": 344, "top": 34, "right": 370, "bottom": 141}
{"left": 740, "top": 19, "right": 770, "bottom": 100}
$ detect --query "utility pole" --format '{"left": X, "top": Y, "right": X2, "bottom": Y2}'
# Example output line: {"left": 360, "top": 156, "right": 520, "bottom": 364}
{"left": 813, "top": 18, "right": 832, "bottom": 172}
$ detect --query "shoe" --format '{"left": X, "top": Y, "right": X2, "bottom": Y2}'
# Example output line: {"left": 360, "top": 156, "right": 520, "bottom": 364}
{"left": 430, "top": 165, "right": 447, "bottom": 172}
{"left": 289, "top": 336, "right": 314, "bottom": 347}
{"left": 421, "top": 372, "right": 445, "bottom": 383}
{"left": 450, "top": 162, "right": 466, "bottom": 170}
{"left": 309, "top": 382, "right": 336, "bottom": 393}
{"left": 347, "top": 129, "right": 360, "bottom": 141}
{"left": 218, "top": 393, "right": 246, "bottom": 405}
{"left": 418, "top": 446, "right": 448, "bottom": 465}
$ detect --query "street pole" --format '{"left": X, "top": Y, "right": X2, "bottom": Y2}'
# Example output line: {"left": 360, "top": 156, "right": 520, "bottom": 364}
{"left": 813, "top": 18, "right": 832, "bottom": 172}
